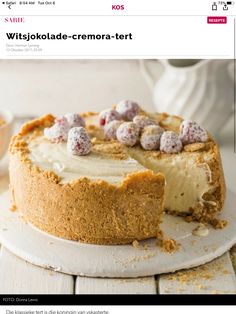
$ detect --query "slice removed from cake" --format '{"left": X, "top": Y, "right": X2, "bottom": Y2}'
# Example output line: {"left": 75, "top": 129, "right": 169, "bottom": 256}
{"left": 86, "top": 112, "right": 226, "bottom": 224}
{"left": 128, "top": 114, "right": 225, "bottom": 224}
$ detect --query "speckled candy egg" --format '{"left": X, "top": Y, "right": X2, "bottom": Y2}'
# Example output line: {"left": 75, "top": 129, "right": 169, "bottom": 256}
{"left": 140, "top": 125, "right": 164, "bottom": 150}
{"left": 116, "top": 100, "right": 140, "bottom": 121}
{"left": 67, "top": 127, "right": 92, "bottom": 156}
{"left": 104, "top": 120, "right": 123, "bottom": 140}
{"left": 133, "top": 115, "right": 157, "bottom": 131}
{"left": 44, "top": 117, "right": 70, "bottom": 143}
{"left": 64, "top": 113, "right": 85, "bottom": 128}
{"left": 160, "top": 131, "right": 183, "bottom": 154}
{"left": 99, "top": 109, "right": 121, "bottom": 127}
{"left": 116, "top": 122, "right": 139, "bottom": 146}
{"left": 179, "top": 120, "right": 208, "bottom": 144}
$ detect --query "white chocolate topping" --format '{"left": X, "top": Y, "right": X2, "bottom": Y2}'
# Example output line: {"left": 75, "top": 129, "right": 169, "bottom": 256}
{"left": 28, "top": 136, "right": 145, "bottom": 184}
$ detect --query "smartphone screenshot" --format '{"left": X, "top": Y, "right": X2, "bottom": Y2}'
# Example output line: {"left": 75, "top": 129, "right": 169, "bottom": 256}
{"left": 0, "top": 0, "right": 236, "bottom": 311}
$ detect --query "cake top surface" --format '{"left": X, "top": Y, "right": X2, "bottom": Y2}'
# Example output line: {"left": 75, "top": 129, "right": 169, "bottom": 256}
{"left": 9, "top": 103, "right": 217, "bottom": 186}
{"left": 28, "top": 132, "right": 146, "bottom": 184}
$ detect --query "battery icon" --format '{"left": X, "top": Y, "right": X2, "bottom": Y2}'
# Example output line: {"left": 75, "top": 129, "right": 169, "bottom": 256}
{"left": 227, "top": 1, "right": 233, "bottom": 4}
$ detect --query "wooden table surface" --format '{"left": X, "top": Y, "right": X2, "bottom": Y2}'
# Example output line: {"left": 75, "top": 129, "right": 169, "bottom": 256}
{"left": 0, "top": 117, "right": 236, "bottom": 295}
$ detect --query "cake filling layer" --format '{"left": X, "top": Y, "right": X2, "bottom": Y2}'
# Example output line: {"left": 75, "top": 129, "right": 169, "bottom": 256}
{"left": 28, "top": 134, "right": 214, "bottom": 213}
{"left": 127, "top": 149, "right": 213, "bottom": 213}
{"left": 28, "top": 136, "right": 146, "bottom": 184}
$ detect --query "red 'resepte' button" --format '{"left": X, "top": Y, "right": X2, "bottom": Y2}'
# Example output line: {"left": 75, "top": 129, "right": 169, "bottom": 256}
{"left": 207, "top": 16, "right": 227, "bottom": 24}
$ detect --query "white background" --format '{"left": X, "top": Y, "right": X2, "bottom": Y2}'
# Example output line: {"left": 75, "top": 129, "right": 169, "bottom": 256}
{"left": 0, "top": 16, "right": 234, "bottom": 58}
{"left": 0, "top": 0, "right": 236, "bottom": 303}
{"left": 0, "top": 59, "right": 155, "bottom": 116}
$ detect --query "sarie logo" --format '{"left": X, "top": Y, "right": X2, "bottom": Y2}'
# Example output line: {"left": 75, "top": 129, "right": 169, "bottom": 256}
{"left": 4, "top": 17, "right": 25, "bottom": 23}
{"left": 112, "top": 4, "right": 125, "bottom": 10}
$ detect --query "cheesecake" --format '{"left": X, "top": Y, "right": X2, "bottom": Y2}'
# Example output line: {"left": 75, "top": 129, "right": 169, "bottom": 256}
{"left": 8, "top": 103, "right": 226, "bottom": 245}
{"left": 9, "top": 114, "right": 165, "bottom": 244}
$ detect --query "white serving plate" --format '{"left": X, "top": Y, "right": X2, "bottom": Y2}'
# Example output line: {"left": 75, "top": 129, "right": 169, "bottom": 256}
{"left": 0, "top": 190, "right": 236, "bottom": 278}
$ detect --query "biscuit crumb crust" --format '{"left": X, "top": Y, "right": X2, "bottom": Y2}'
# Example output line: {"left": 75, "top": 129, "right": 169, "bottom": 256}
{"left": 8, "top": 112, "right": 226, "bottom": 245}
